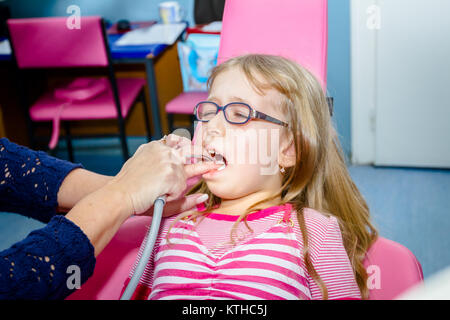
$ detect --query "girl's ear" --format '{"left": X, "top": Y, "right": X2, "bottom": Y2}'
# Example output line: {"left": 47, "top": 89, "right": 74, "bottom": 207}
{"left": 278, "top": 132, "right": 297, "bottom": 169}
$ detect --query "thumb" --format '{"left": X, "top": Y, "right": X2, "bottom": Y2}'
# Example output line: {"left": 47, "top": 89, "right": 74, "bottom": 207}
{"left": 184, "top": 162, "right": 220, "bottom": 179}
{"left": 162, "top": 193, "right": 209, "bottom": 217}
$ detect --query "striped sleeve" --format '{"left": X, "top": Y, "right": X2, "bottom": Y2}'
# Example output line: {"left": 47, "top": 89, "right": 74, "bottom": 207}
{"left": 303, "top": 210, "right": 362, "bottom": 300}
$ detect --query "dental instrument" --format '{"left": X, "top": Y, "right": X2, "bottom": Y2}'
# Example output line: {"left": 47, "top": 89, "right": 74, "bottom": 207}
{"left": 120, "top": 129, "right": 213, "bottom": 300}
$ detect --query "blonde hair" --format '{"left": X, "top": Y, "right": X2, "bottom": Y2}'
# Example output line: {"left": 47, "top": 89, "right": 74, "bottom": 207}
{"left": 181, "top": 54, "right": 378, "bottom": 299}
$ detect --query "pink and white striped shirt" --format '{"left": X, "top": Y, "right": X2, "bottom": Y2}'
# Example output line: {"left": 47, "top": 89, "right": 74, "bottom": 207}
{"left": 124, "top": 203, "right": 361, "bottom": 300}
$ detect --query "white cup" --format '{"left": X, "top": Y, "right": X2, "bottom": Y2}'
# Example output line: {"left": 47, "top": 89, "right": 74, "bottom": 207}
{"left": 159, "top": 1, "right": 184, "bottom": 24}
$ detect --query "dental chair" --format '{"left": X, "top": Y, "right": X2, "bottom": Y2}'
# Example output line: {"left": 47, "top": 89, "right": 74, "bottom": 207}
{"left": 364, "top": 237, "right": 423, "bottom": 299}
{"left": 66, "top": 0, "right": 423, "bottom": 300}
{"left": 67, "top": 225, "right": 424, "bottom": 300}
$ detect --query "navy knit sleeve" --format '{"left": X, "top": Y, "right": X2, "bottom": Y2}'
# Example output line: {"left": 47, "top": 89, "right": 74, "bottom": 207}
{"left": 0, "top": 138, "right": 83, "bottom": 223}
{"left": 0, "top": 215, "right": 96, "bottom": 300}
{"left": 0, "top": 138, "right": 96, "bottom": 299}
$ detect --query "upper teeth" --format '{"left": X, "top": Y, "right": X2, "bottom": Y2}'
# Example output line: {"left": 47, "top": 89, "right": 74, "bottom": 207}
{"left": 207, "top": 148, "right": 226, "bottom": 170}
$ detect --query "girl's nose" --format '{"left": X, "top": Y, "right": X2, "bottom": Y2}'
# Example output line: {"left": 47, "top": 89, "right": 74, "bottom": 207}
{"left": 205, "top": 111, "right": 226, "bottom": 137}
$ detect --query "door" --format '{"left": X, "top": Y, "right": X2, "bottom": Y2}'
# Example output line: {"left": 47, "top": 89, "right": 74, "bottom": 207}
{"left": 351, "top": 0, "right": 450, "bottom": 168}
{"left": 375, "top": 0, "right": 450, "bottom": 168}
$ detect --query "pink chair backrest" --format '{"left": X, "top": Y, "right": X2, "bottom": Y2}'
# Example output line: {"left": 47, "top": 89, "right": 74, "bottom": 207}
{"left": 363, "top": 237, "right": 424, "bottom": 300}
{"left": 218, "top": 0, "right": 328, "bottom": 89}
{"left": 7, "top": 16, "right": 109, "bottom": 69}
{"left": 66, "top": 216, "right": 151, "bottom": 300}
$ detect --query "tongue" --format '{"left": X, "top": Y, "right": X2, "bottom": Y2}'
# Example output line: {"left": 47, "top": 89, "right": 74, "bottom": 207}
{"left": 212, "top": 153, "right": 226, "bottom": 172}
{"left": 214, "top": 153, "right": 226, "bottom": 165}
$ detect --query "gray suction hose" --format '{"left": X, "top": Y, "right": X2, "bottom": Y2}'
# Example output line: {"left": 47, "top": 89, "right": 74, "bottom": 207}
{"left": 120, "top": 127, "right": 208, "bottom": 300}
{"left": 120, "top": 195, "right": 166, "bottom": 300}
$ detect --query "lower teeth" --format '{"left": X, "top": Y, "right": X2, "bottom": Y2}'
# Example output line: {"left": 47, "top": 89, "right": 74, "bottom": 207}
{"left": 217, "top": 163, "right": 226, "bottom": 171}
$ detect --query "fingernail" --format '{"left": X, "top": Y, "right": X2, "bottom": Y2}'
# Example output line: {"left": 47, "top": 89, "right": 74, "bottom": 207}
{"left": 195, "top": 194, "right": 209, "bottom": 204}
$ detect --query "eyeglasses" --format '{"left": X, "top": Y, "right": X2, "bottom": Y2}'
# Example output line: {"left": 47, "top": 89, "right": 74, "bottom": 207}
{"left": 194, "top": 101, "right": 289, "bottom": 127}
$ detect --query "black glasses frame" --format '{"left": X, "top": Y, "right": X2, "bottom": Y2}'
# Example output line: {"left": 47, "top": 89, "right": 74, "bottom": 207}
{"left": 194, "top": 101, "right": 289, "bottom": 127}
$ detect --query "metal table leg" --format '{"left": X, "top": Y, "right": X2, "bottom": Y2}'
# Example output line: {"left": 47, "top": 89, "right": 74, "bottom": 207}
{"left": 145, "top": 58, "right": 164, "bottom": 139}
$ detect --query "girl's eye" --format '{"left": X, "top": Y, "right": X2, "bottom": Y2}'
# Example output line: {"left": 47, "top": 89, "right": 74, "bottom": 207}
{"left": 201, "top": 111, "right": 217, "bottom": 118}
{"left": 229, "top": 107, "right": 249, "bottom": 119}
{"left": 232, "top": 112, "right": 247, "bottom": 118}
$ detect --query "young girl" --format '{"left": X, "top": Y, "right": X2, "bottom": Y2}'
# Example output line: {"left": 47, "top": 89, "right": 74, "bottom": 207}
{"left": 124, "top": 54, "right": 378, "bottom": 300}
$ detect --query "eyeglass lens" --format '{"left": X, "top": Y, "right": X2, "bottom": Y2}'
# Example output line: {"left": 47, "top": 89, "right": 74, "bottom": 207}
{"left": 196, "top": 102, "right": 251, "bottom": 124}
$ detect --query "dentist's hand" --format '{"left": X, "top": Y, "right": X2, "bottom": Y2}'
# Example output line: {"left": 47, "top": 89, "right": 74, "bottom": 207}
{"left": 107, "top": 137, "right": 217, "bottom": 216}
{"left": 66, "top": 135, "right": 217, "bottom": 256}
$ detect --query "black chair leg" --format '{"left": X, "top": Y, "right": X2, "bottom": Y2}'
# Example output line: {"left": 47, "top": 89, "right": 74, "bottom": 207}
{"left": 64, "top": 121, "right": 75, "bottom": 163}
{"left": 140, "top": 91, "right": 152, "bottom": 142}
{"left": 117, "top": 117, "right": 129, "bottom": 161}
{"left": 27, "top": 119, "right": 37, "bottom": 151}
{"left": 168, "top": 113, "right": 174, "bottom": 133}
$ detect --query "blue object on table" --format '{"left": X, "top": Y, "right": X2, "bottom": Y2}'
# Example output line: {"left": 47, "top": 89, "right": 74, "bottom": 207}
{"left": 0, "top": 35, "right": 167, "bottom": 61}
{"left": 177, "top": 33, "right": 220, "bottom": 92}
{"left": 0, "top": 36, "right": 11, "bottom": 61}
{"left": 108, "top": 34, "right": 167, "bottom": 60}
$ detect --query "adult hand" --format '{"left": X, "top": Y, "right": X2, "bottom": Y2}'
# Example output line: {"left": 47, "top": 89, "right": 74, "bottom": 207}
{"left": 58, "top": 134, "right": 209, "bottom": 215}
{"left": 134, "top": 133, "right": 212, "bottom": 217}
{"left": 66, "top": 135, "right": 218, "bottom": 256}
{"left": 107, "top": 136, "right": 217, "bottom": 216}
{"left": 138, "top": 193, "right": 207, "bottom": 218}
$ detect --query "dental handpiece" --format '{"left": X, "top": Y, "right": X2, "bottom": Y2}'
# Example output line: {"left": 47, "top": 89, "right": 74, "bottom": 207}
{"left": 120, "top": 195, "right": 166, "bottom": 300}
{"left": 120, "top": 155, "right": 213, "bottom": 300}
{"left": 120, "top": 146, "right": 213, "bottom": 299}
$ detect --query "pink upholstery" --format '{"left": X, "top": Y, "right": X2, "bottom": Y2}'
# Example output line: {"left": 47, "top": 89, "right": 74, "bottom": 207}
{"left": 166, "top": 0, "right": 328, "bottom": 122}
{"left": 165, "top": 91, "right": 208, "bottom": 114}
{"left": 363, "top": 237, "right": 424, "bottom": 300}
{"left": 7, "top": 17, "right": 108, "bottom": 68}
{"left": 53, "top": 78, "right": 108, "bottom": 102}
{"left": 218, "top": 0, "right": 328, "bottom": 89}
{"left": 66, "top": 216, "right": 151, "bottom": 300}
{"left": 67, "top": 227, "right": 424, "bottom": 301}
{"left": 30, "top": 78, "right": 146, "bottom": 121}
{"left": 8, "top": 16, "right": 148, "bottom": 154}
{"left": 67, "top": 223, "right": 424, "bottom": 301}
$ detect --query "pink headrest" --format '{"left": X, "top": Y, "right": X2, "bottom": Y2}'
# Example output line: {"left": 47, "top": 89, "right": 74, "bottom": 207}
{"left": 54, "top": 77, "right": 108, "bottom": 102}
{"left": 364, "top": 237, "right": 424, "bottom": 299}
{"left": 7, "top": 16, "right": 109, "bottom": 69}
{"left": 218, "top": 0, "right": 328, "bottom": 89}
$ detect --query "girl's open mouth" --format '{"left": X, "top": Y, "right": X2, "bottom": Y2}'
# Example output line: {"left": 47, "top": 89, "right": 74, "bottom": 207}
{"left": 205, "top": 149, "right": 228, "bottom": 171}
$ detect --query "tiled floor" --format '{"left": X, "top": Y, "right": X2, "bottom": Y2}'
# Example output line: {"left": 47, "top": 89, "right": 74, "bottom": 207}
{"left": 1, "top": 137, "right": 449, "bottom": 279}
